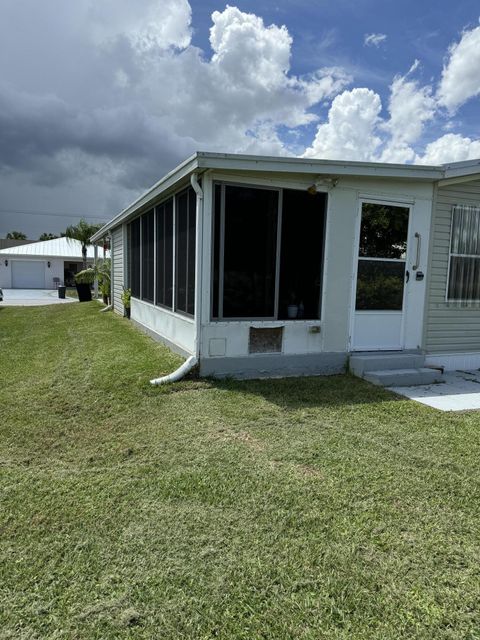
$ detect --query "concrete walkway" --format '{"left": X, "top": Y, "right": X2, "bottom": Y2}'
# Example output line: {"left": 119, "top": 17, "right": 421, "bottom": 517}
{"left": 392, "top": 369, "right": 480, "bottom": 411}
{"left": 0, "top": 289, "right": 77, "bottom": 306}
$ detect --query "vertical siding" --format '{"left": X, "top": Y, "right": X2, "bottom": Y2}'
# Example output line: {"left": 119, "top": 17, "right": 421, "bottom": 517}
{"left": 112, "top": 226, "right": 124, "bottom": 315}
{"left": 425, "top": 179, "right": 480, "bottom": 353}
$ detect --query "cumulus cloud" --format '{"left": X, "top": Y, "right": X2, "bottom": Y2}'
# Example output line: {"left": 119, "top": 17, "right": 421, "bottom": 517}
{"left": 0, "top": 1, "right": 350, "bottom": 193}
{"left": 364, "top": 33, "right": 387, "bottom": 47}
{"left": 437, "top": 24, "right": 480, "bottom": 112}
{"left": 379, "top": 66, "right": 436, "bottom": 162}
{"left": 303, "top": 88, "right": 382, "bottom": 161}
{"left": 417, "top": 133, "right": 480, "bottom": 164}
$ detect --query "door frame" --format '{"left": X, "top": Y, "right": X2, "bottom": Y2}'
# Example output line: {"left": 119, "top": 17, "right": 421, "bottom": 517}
{"left": 349, "top": 197, "right": 414, "bottom": 351}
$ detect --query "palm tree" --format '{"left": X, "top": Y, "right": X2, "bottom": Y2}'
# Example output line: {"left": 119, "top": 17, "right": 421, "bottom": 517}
{"left": 64, "top": 219, "right": 102, "bottom": 269}
{"left": 39, "top": 232, "right": 58, "bottom": 241}
{"left": 6, "top": 231, "right": 27, "bottom": 240}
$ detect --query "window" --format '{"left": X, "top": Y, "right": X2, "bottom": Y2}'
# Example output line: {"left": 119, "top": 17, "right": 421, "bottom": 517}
{"left": 128, "top": 217, "right": 140, "bottom": 298}
{"left": 355, "top": 202, "right": 410, "bottom": 311}
{"left": 141, "top": 209, "right": 154, "bottom": 303}
{"left": 212, "top": 183, "right": 326, "bottom": 320}
{"left": 175, "top": 187, "right": 196, "bottom": 316}
{"left": 156, "top": 198, "right": 173, "bottom": 308}
{"left": 448, "top": 205, "right": 480, "bottom": 301}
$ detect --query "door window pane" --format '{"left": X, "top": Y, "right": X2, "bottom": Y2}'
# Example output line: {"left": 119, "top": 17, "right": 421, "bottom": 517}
{"left": 359, "top": 203, "right": 409, "bottom": 259}
{"left": 356, "top": 260, "right": 405, "bottom": 310}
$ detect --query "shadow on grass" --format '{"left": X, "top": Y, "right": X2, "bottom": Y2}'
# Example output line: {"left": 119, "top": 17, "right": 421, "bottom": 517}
{"left": 171, "top": 372, "right": 402, "bottom": 410}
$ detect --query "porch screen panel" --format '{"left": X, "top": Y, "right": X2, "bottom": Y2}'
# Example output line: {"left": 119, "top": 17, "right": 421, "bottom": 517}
{"left": 141, "top": 209, "right": 154, "bottom": 303}
{"left": 155, "top": 199, "right": 173, "bottom": 309}
{"left": 128, "top": 217, "right": 140, "bottom": 298}
{"left": 447, "top": 205, "right": 480, "bottom": 301}
{"left": 175, "top": 187, "right": 196, "bottom": 316}
{"left": 221, "top": 185, "right": 278, "bottom": 318}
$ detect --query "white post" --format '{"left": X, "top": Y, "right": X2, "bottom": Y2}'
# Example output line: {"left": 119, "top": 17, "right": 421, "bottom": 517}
{"left": 94, "top": 243, "right": 99, "bottom": 299}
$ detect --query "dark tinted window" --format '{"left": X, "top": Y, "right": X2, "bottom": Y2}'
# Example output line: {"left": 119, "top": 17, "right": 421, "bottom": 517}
{"left": 128, "top": 217, "right": 140, "bottom": 298}
{"left": 156, "top": 199, "right": 173, "bottom": 308}
{"left": 141, "top": 209, "right": 154, "bottom": 302}
{"left": 175, "top": 187, "right": 196, "bottom": 315}
{"left": 221, "top": 185, "right": 278, "bottom": 318}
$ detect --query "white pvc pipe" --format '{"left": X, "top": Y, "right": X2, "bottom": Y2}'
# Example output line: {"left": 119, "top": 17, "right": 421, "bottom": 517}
{"left": 150, "top": 355, "right": 198, "bottom": 386}
{"left": 100, "top": 304, "right": 113, "bottom": 313}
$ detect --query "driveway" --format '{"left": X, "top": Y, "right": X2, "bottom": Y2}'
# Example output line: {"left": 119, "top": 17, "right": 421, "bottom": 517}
{"left": 0, "top": 289, "right": 77, "bottom": 306}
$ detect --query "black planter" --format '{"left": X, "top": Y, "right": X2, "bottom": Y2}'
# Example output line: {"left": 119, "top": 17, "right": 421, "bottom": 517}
{"left": 124, "top": 307, "right": 131, "bottom": 319}
{"left": 76, "top": 282, "right": 92, "bottom": 302}
{"left": 58, "top": 286, "right": 66, "bottom": 299}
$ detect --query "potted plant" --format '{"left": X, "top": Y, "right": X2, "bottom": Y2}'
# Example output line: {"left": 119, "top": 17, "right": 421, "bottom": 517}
{"left": 121, "top": 288, "right": 131, "bottom": 318}
{"left": 96, "top": 258, "right": 111, "bottom": 305}
{"left": 75, "top": 268, "right": 95, "bottom": 302}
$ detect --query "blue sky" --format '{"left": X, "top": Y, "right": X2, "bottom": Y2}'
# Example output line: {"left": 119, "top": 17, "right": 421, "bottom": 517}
{"left": 0, "top": 0, "right": 479, "bottom": 237}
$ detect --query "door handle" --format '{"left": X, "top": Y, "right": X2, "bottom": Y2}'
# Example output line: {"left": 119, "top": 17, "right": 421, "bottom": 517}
{"left": 412, "top": 232, "right": 421, "bottom": 271}
{"left": 405, "top": 270, "right": 410, "bottom": 283}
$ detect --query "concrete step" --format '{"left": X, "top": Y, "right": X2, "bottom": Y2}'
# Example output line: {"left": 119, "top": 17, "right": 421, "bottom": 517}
{"left": 363, "top": 367, "right": 443, "bottom": 387}
{"left": 349, "top": 353, "right": 425, "bottom": 376}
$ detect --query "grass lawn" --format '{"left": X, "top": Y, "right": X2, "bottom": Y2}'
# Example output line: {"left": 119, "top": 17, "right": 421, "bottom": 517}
{"left": 1, "top": 303, "right": 479, "bottom": 639}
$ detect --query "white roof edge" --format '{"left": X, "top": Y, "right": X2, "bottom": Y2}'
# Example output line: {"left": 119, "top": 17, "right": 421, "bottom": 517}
{"left": 91, "top": 153, "right": 199, "bottom": 241}
{"left": 442, "top": 158, "right": 480, "bottom": 179}
{"left": 94, "top": 151, "right": 477, "bottom": 237}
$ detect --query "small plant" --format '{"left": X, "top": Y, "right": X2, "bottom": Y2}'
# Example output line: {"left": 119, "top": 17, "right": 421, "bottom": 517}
{"left": 121, "top": 288, "right": 131, "bottom": 308}
{"left": 75, "top": 268, "right": 96, "bottom": 285}
{"left": 121, "top": 288, "right": 131, "bottom": 318}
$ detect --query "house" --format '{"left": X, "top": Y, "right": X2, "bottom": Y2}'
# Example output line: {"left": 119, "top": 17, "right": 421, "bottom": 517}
{"left": 91, "top": 152, "right": 480, "bottom": 381}
{"left": 0, "top": 237, "right": 95, "bottom": 289}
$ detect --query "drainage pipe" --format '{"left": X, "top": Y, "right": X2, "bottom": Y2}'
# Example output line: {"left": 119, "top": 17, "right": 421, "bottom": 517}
{"left": 150, "top": 355, "right": 198, "bottom": 386}
{"left": 100, "top": 304, "right": 113, "bottom": 313}
{"left": 150, "top": 172, "right": 203, "bottom": 386}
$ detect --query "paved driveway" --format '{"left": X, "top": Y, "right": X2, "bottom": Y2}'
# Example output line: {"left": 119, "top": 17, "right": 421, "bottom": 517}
{"left": 0, "top": 289, "right": 76, "bottom": 306}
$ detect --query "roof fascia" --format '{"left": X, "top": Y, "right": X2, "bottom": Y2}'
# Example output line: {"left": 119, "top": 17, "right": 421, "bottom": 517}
{"left": 91, "top": 153, "right": 199, "bottom": 241}
{"left": 442, "top": 160, "right": 480, "bottom": 179}
{"left": 438, "top": 172, "right": 480, "bottom": 188}
{"left": 195, "top": 152, "right": 444, "bottom": 180}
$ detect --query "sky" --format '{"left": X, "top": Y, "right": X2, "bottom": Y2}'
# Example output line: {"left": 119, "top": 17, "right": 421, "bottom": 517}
{"left": 0, "top": 0, "right": 479, "bottom": 238}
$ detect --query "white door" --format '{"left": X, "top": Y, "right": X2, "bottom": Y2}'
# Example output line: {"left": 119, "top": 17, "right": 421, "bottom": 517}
{"left": 352, "top": 201, "right": 411, "bottom": 351}
{"left": 12, "top": 260, "right": 45, "bottom": 288}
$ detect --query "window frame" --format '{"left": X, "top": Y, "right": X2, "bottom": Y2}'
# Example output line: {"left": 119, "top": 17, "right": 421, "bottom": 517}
{"left": 446, "top": 204, "right": 480, "bottom": 303}
{"left": 211, "top": 181, "right": 327, "bottom": 322}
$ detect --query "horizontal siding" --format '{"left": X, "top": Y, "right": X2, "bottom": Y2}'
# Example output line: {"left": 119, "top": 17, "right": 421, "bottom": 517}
{"left": 112, "top": 227, "right": 124, "bottom": 315}
{"left": 425, "top": 180, "right": 480, "bottom": 353}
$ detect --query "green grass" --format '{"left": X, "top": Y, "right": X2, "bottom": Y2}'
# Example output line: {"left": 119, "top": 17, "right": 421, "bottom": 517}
{"left": 1, "top": 303, "right": 480, "bottom": 639}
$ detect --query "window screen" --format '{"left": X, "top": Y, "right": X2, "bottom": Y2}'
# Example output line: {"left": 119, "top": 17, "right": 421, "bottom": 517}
{"left": 213, "top": 184, "right": 279, "bottom": 318}
{"left": 448, "top": 205, "right": 480, "bottom": 301}
{"left": 141, "top": 209, "right": 154, "bottom": 303}
{"left": 128, "top": 217, "right": 140, "bottom": 298}
{"left": 175, "top": 187, "right": 196, "bottom": 315}
{"left": 156, "top": 199, "right": 173, "bottom": 308}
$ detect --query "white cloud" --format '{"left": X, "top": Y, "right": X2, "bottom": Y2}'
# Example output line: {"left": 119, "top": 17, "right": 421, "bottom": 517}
{"left": 303, "top": 88, "right": 382, "bottom": 161}
{"left": 89, "top": 0, "right": 192, "bottom": 51}
{"left": 417, "top": 133, "right": 480, "bottom": 164}
{"left": 437, "top": 24, "right": 480, "bottom": 112}
{"left": 364, "top": 33, "right": 387, "bottom": 47}
{"left": 379, "top": 69, "right": 435, "bottom": 162}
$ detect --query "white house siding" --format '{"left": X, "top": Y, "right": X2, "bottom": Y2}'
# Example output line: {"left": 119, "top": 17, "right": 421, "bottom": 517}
{"left": 111, "top": 226, "right": 124, "bottom": 315}
{"left": 132, "top": 298, "right": 195, "bottom": 356}
{"left": 424, "top": 179, "right": 480, "bottom": 356}
{"left": 198, "top": 171, "right": 434, "bottom": 376}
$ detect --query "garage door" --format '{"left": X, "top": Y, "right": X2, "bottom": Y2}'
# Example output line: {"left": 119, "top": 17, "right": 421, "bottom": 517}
{"left": 12, "top": 261, "right": 45, "bottom": 288}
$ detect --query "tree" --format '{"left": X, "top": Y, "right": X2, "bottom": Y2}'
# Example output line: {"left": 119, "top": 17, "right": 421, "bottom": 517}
{"left": 6, "top": 231, "right": 27, "bottom": 240}
{"left": 39, "top": 233, "right": 58, "bottom": 241}
{"left": 64, "top": 219, "right": 102, "bottom": 269}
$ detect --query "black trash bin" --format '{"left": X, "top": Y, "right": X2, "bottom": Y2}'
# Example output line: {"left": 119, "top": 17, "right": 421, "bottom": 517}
{"left": 58, "top": 285, "right": 66, "bottom": 299}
